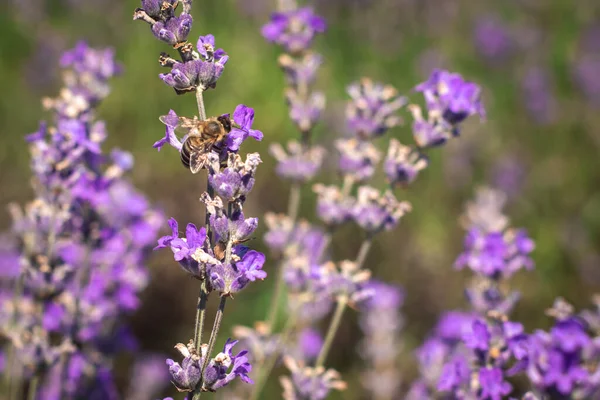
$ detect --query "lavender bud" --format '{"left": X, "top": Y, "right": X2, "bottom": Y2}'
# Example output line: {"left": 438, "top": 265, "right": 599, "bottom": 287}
{"left": 201, "top": 339, "right": 253, "bottom": 391}
{"left": 270, "top": 141, "right": 325, "bottom": 183}
{"left": 207, "top": 250, "right": 266, "bottom": 296}
{"left": 335, "top": 138, "right": 381, "bottom": 183}
{"left": 313, "top": 184, "right": 354, "bottom": 227}
{"left": 167, "top": 341, "right": 203, "bottom": 392}
{"left": 278, "top": 52, "right": 322, "bottom": 87}
{"left": 383, "top": 139, "right": 428, "bottom": 186}
{"left": 285, "top": 89, "right": 325, "bottom": 133}
{"left": 352, "top": 186, "right": 412, "bottom": 234}
{"left": 208, "top": 153, "right": 261, "bottom": 202}
{"left": 151, "top": 14, "right": 193, "bottom": 45}
{"left": 346, "top": 78, "right": 406, "bottom": 139}
{"left": 414, "top": 69, "right": 485, "bottom": 127}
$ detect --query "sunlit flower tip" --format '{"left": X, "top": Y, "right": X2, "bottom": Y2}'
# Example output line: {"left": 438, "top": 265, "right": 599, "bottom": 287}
{"left": 461, "top": 186, "right": 509, "bottom": 233}
{"left": 346, "top": 78, "right": 406, "bottom": 139}
{"left": 335, "top": 139, "right": 381, "bottom": 183}
{"left": 280, "top": 356, "right": 347, "bottom": 400}
{"left": 313, "top": 184, "right": 354, "bottom": 227}
{"left": 352, "top": 186, "right": 412, "bottom": 234}
{"left": 201, "top": 339, "right": 253, "bottom": 391}
{"left": 151, "top": 14, "right": 193, "bottom": 45}
{"left": 383, "top": 139, "right": 427, "bottom": 186}
{"left": 166, "top": 342, "right": 203, "bottom": 392}
{"left": 407, "top": 104, "right": 454, "bottom": 149}
{"left": 323, "top": 260, "right": 373, "bottom": 306}
{"left": 208, "top": 152, "right": 261, "bottom": 202}
{"left": 262, "top": 7, "right": 326, "bottom": 53}
{"left": 154, "top": 110, "right": 183, "bottom": 151}
{"left": 226, "top": 105, "right": 263, "bottom": 152}
{"left": 278, "top": 52, "right": 323, "bottom": 86}
{"left": 285, "top": 89, "right": 325, "bottom": 132}
{"left": 270, "top": 141, "right": 325, "bottom": 182}
{"left": 415, "top": 69, "right": 486, "bottom": 125}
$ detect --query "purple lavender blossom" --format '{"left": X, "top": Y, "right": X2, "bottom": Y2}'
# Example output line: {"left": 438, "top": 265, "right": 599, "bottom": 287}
{"left": 227, "top": 104, "right": 264, "bottom": 152}
{"left": 285, "top": 89, "right": 326, "bottom": 133}
{"left": 384, "top": 139, "right": 428, "bottom": 186}
{"left": 346, "top": 78, "right": 406, "bottom": 139}
{"left": 208, "top": 249, "right": 267, "bottom": 296}
{"left": 415, "top": 69, "right": 486, "bottom": 125}
{"left": 207, "top": 153, "right": 262, "bottom": 202}
{"left": 335, "top": 139, "right": 381, "bottom": 183}
{"left": 262, "top": 7, "right": 326, "bottom": 54}
{"left": 455, "top": 227, "right": 535, "bottom": 279}
{"left": 352, "top": 186, "right": 412, "bottom": 234}
{"left": 313, "top": 184, "right": 354, "bottom": 227}
{"left": 202, "top": 339, "right": 253, "bottom": 390}
{"left": 280, "top": 356, "right": 346, "bottom": 400}
{"left": 155, "top": 217, "right": 209, "bottom": 278}
{"left": 151, "top": 14, "right": 193, "bottom": 45}
{"left": 270, "top": 141, "right": 325, "bottom": 182}
{"left": 279, "top": 53, "right": 322, "bottom": 87}
{"left": 526, "top": 316, "right": 597, "bottom": 397}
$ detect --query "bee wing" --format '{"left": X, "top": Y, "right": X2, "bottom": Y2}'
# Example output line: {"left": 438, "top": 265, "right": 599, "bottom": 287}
{"left": 159, "top": 114, "right": 181, "bottom": 128}
{"left": 188, "top": 141, "right": 218, "bottom": 174}
{"left": 189, "top": 151, "right": 208, "bottom": 174}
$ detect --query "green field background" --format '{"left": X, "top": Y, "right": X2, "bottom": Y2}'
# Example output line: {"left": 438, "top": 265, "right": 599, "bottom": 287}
{"left": 1, "top": 0, "right": 599, "bottom": 398}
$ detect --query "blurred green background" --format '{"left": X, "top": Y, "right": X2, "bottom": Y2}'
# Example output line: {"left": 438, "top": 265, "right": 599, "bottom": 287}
{"left": 1, "top": 0, "right": 600, "bottom": 398}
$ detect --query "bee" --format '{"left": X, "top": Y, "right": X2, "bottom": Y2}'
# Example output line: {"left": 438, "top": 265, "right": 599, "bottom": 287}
{"left": 159, "top": 114, "right": 232, "bottom": 173}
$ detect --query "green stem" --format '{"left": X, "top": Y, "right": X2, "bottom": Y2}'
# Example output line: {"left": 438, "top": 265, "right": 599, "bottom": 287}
{"left": 193, "top": 282, "right": 208, "bottom": 352}
{"left": 193, "top": 296, "right": 227, "bottom": 399}
{"left": 354, "top": 238, "right": 373, "bottom": 270}
{"left": 195, "top": 87, "right": 207, "bottom": 120}
{"left": 314, "top": 297, "right": 347, "bottom": 368}
{"left": 27, "top": 376, "right": 39, "bottom": 400}
{"left": 314, "top": 237, "right": 372, "bottom": 368}
{"left": 248, "top": 316, "right": 297, "bottom": 400}
{"left": 266, "top": 183, "right": 302, "bottom": 328}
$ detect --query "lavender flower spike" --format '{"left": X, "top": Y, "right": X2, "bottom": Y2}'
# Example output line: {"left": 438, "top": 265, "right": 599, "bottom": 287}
{"left": 270, "top": 141, "right": 325, "bottom": 182}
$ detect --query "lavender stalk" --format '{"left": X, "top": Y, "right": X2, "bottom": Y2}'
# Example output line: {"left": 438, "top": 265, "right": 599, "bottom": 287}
{"left": 134, "top": 1, "right": 267, "bottom": 397}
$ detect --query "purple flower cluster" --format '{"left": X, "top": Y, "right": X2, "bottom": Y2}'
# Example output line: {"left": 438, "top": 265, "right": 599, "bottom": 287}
{"left": 411, "top": 69, "right": 485, "bottom": 148}
{"left": 263, "top": 5, "right": 327, "bottom": 182}
{"left": 407, "top": 187, "right": 538, "bottom": 399}
{"left": 134, "top": 0, "right": 228, "bottom": 93}
{"left": 166, "top": 339, "right": 252, "bottom": 392}
{"left": 0, "top": 43, "right": 165, "bottom": 399}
